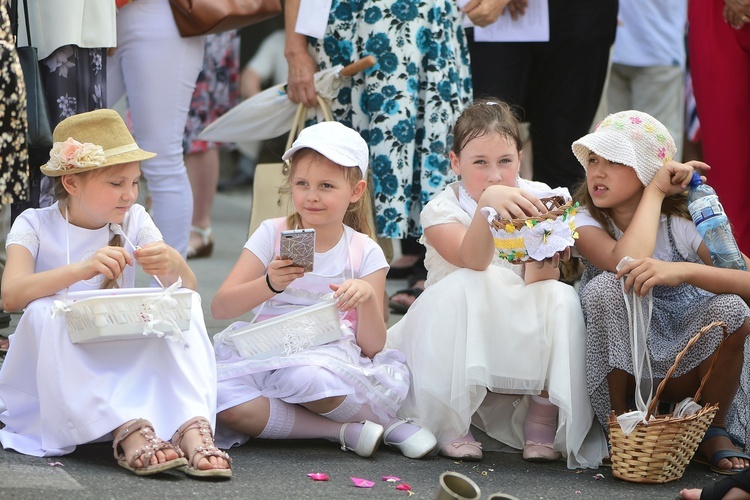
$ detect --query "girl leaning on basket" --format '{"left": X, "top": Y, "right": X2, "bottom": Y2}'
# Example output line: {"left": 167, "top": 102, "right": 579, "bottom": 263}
{"left": 0, "top": 109, "right": 232, "bottom": 478}
{"left": 210, "top": 121, "right": 437, "bottom": 459}
{"left": 572, "top": 110, "right": 750, "bottom": 475}
{"left": 386, "top": 99, "right": 609, "bottom": 468}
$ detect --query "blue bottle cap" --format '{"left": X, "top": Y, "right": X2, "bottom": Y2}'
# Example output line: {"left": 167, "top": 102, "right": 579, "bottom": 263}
{"left": 689, "top": 171, "right": 702, "bottom": 187}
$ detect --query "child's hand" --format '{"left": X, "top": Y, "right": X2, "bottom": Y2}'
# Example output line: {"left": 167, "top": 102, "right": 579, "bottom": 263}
{"left": 529, "top": 247, "right": 571, "bottom": 269}
{"left": 329, "top": 279, "right": 374, "bottom": 312}
{"left": 480, "top": 185, "right": 548, "bottom": 219}
{"left": 81, "top": 246, "right": 133, "bottom": 281}
{"left": 615, "top": 257, "right": 687, "bottom": 296}
{"left": 266, "top": 256, "right": 304, "bottom": 293}
{"left": 650, "top": 160, "right": 710, "bottom": 197}
{"left": 133, "top": 242, "right": 182, "bottom": 278}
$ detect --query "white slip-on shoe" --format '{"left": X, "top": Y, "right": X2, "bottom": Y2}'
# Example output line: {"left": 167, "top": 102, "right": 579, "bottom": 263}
{"left": 383, "top": 420, "right": 437, "bottom": 459}
{"left": 339, "top": 421, "right": 384, "bottom": 458}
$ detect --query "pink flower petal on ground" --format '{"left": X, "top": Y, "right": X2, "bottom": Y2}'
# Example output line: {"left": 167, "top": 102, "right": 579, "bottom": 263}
{"left": 307, "top": 473, "right": 330, "bottom": 481}
{"left": 351, "top": 477, "right": 375, "bottom": 488}
{"left": 382, "top": 476, "right": 401, "bottom": 482}
{"left": 47, "top": 462, "right": 64, "bottom": 467}
{"left": 396, "top": 483, "right": 412, "bottom": 491}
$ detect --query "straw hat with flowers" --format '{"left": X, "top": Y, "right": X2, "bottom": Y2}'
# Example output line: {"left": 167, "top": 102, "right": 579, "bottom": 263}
{"left": 41, "top": 109, "right": 156, "bottom": 177}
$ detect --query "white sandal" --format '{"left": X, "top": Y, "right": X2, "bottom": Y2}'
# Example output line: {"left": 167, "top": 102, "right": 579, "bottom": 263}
{"left": 187, "top": 226, "right": 213, "bottom": 259}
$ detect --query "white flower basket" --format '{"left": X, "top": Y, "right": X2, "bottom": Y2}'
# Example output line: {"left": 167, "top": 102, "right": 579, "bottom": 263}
{"left": 229, "top": 301, "right": 343, "bottom": 361}
{"left": 61, "top": 289, "right": 194, "bottom": 344}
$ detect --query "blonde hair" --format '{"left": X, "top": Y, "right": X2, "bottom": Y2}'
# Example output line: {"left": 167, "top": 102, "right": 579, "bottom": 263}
{"left": 284, "top": 148, "right": 373, "bottom": 235}
{"left": 452, "top": 98, "right": 523, "bottom": 156}
{"left": 53, "top": 171, "right": 127, "bottom": 290}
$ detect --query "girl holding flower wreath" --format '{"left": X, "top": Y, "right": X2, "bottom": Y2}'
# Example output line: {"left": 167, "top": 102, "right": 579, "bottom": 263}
{"left": 386, "top": 99, "right": 608, "bottom": 467}
{"left": 0, "top": 109, "right": 232, "bottom": 479}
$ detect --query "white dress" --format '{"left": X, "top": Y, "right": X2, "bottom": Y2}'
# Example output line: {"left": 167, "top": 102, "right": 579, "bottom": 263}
{"left": 213, "top": 219, "right": 410, "bottom": 449}
{"left": 386, "top": 183, "right": 609, "bottom": 469}
{"left": 0, "top": 204, "right": 218, "bottom": 457}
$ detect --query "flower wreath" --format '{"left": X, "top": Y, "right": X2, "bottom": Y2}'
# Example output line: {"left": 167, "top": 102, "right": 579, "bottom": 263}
{"left": 481, "top": 197, "right": 579, "bottom": 264}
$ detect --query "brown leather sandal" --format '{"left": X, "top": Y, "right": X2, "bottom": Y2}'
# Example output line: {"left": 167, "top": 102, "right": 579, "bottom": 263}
{"left": 113, "top": 418, "right": 187, "bottom": 476}
{"left": 171, "top": 416, "right": 232, "bottom": 479}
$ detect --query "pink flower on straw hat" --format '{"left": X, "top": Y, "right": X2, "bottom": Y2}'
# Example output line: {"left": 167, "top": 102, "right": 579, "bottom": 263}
{"left": 47, "top": 137, "right": 106, "bottom": 173}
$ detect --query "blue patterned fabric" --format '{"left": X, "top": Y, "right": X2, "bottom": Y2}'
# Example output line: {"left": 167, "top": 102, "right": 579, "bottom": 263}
{"left": 309, "top": 0, "right": 472, "bottom": 238}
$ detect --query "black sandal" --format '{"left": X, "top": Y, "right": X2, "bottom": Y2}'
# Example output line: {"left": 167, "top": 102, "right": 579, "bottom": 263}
{"left": 699, "top": 469, "right": 750, "bottom": 499}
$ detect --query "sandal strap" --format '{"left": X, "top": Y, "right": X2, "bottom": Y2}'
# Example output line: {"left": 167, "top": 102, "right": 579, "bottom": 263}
{"left": 190, "top": 226, "right": 213, "bottom": 245}
{"left": 382, "top": 418, "right": 414, "bottom": 440}
{"left": 113, "top": 418, "right": 184, "bottom": 468}
{"left": 172, "top": 416, "right": 232, "bottom": 469}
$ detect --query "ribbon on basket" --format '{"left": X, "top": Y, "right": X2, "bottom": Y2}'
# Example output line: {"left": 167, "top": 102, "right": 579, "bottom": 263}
{"left": 141, "top": 278, "right": 185, "bottom": 342}
{"left": 51, "top": 299, "right": 72, "bottom": 319}
{"left": 614, "top": 256, "right": 656, "bottom": 435}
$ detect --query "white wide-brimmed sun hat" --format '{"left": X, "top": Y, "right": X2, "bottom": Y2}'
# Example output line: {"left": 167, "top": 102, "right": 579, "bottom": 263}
{"left": 572, "top": 110, "right": 676, "bottom": 186}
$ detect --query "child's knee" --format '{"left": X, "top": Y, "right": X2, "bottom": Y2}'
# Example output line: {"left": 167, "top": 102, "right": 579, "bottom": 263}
{"left": 580, "top": 272, "right": 621, "bottom": 309}
{"left": 217, "top": 407, "right": 243, "bottom": 427}
{"left": 727, "top": 317, "right": 750, "bottom": 349}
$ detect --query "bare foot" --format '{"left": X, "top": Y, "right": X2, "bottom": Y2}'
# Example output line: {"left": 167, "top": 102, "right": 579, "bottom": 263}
{"left": 113, "top": 421, "right": 180, "bottom": 469}
{"left": 390, "top": 254, "right": 422, "bottom": 269}
{"left": 173, "top": 418, "right": 231, "bottom": 472}
{"left": 179, "top": 426, "right": 230, "bottom": 471}
{"left": 700, "top": 433, "right": 750, "bottom": 472}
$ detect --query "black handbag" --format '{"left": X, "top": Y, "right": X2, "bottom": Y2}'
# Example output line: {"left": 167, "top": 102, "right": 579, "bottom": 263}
{"left": 9, "top": 0, "right": 52, "bottom": 150}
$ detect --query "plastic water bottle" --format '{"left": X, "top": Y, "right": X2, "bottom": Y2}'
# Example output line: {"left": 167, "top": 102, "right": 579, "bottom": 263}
{"left": 687, "top": 172, "right": 747, "bottom": 270}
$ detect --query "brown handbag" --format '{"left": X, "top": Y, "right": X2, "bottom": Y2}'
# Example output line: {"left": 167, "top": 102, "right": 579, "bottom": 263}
{"left": 168, "top": 0, "right": 282, "bottom": 38}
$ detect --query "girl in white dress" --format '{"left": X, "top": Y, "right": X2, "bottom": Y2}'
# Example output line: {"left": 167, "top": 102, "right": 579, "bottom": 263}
{"left": 211, "top": 121, "right": 437, "bottom": 459}
{"left": 0, "top": 110, "right": 232, "bottom": 478}
{"left": 387, "top": 100, "right": 608, "bottom": 468}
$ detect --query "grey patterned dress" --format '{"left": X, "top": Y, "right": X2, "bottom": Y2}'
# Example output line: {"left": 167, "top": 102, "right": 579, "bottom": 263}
{"left": 579, "top": 215, "right": 750, "bottom": 451}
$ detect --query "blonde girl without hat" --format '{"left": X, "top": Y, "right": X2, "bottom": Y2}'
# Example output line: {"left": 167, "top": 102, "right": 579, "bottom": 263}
{"left": 210, "top": 121, "right": 438, "bottom": 460}
{"left": 0, "top": 109, "right": 232, "bottom": 478}
{"left": 573, "top": 110, "right": 750, "bottom": 475}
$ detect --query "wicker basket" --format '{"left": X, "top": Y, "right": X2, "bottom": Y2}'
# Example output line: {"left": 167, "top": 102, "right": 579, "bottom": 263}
{"left": 488, "top": 196, "right": 577, "bottom": 264}
{"left": 229, "top": 301, "right": 343, "bottom": 361}
{"left": 607, "top": 321, "right": 726, "bottom": 484}
{"left": 64, "top": 289, "right": 193, "bottom": 344}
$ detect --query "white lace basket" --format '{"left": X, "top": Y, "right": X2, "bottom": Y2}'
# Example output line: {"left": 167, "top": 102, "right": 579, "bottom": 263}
{"left": 61, "top": 289, "right": 193, "bottom": 344}
{"left": 229, "top": 301, "right": 343, "bottom": 361}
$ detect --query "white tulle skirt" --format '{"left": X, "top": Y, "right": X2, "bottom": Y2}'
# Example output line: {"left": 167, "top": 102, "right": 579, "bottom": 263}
{"left": 386, "top": 267, "right": 608, "bottom": 469}
{"left": 0, "top": 289, "right": 218, "bottom": 457}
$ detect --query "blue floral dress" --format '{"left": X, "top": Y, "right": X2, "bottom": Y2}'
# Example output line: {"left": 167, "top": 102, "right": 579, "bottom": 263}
{"left": 309, "top": 0, "right": 473, "bottom": 238}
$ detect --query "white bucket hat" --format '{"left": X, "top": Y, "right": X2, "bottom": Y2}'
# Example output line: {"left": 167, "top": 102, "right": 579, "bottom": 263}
{"left": 571, "top": 110, "right": 676, "bottom": 186}
{"left": 282, "top": 121, "right": 369, "bottom": 176}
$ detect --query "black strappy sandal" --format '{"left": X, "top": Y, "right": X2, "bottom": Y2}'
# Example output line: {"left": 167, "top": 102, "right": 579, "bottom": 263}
{"left": 699, "top": 469, "right": 750, "bottom": 499}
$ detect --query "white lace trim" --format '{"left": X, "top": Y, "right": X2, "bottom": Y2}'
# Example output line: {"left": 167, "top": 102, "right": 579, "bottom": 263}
{"left": 137, "top": 224, "right": 162, "bottom": 245}
{"left": 6, "top": 231, "right": 40, "bottom": 253}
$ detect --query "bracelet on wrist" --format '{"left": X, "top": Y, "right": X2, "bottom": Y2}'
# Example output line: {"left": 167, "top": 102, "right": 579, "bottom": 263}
{"left": 265, "top": 273, "right": 284, "bottom": 294}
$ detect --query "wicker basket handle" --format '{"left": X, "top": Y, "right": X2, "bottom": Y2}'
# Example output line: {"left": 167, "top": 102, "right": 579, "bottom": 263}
{"left": 646, "top": 320, "right": 728, "bottom": 419}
